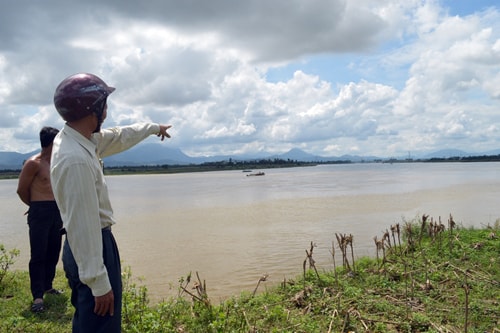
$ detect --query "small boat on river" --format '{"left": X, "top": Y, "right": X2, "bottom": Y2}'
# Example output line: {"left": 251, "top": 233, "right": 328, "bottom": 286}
{"left": 246, "top": 172, "right": 265, "bottom": 177}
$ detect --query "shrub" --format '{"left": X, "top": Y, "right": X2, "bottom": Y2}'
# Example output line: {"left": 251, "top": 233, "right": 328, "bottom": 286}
{"left": 0, "top": 244, "right": 19, "bottom": 287}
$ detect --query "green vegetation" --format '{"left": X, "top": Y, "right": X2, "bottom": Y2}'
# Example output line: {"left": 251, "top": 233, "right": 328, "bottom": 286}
{"left": 1, "top": 216, "right": 499, "bottom": 332}
{"left": 102, "top": 158, "right": 331, "bottom": 176}
{"left": 0, "top": 170, "right": 20, "bottom": 180}
{"left": 0, "top": 244, "right": 19, "bottom": 286}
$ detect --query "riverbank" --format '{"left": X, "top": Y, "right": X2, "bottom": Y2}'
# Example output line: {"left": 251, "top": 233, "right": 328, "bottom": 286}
{"left": 1, "top": 219, "right": 498, "bottom": 332}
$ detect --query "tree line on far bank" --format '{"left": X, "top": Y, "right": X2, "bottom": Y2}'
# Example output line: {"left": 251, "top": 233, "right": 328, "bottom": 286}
{"left": 2, "top": 154, "right": 500, "bottom": 179}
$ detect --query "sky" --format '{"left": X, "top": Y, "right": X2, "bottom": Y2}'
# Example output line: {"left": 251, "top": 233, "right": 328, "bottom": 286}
{"left": 1, "top": 0, "right": 499, "bottom": 158}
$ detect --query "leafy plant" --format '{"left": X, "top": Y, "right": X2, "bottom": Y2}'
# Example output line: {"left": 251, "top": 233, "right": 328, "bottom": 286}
{"left": 0, "top": 244, "right": 19, "bottom": 287}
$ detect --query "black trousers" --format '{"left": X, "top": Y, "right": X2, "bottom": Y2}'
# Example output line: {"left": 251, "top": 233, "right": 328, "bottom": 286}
{"left": 27, "top": 201, "right": 63, "bottom": 300}
{"left": 62, "top": 228, "right": 122, "bottom": 333}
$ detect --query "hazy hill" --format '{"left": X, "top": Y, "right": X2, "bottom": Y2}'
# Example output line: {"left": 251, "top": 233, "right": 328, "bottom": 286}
{"left": 103, "top": 144, "right": 194, "bottom": 166}
{"left": 422, "top": 149, "right": 469, "bottom": 159}
{"left": 0, "top": 146, "right": 497, "bottom": 170}
{"left": 0, "top": 151, "right": 36, "bottom": 170}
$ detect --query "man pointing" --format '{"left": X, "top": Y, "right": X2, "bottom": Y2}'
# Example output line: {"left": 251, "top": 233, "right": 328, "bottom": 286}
{"left": 50, "top": 73, "right": 171, "bottom": 333}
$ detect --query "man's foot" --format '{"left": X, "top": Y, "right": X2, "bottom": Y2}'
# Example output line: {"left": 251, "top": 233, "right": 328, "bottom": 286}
{"left": 45, "top": 288, "right": 63, "bottom": 295}
{"left": 31, "top": 300, "right": 45, "bottom": 313}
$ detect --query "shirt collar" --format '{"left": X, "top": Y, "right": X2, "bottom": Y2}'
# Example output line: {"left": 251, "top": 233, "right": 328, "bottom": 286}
{"left": 61, "top": 124, "right": 98, "bottom": 155}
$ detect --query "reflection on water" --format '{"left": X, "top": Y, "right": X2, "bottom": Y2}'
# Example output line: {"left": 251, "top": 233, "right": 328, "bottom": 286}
{"left": 1, "top": 163, "right": 500, "bottom": 302}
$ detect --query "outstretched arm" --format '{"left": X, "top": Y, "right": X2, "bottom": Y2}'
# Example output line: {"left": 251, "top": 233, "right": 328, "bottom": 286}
{"left": 96, "top": 123, "right": 172, "bottom": 158}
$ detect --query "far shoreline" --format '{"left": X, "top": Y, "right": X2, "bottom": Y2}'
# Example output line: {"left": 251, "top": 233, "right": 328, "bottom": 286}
{"left": 1, "top": 155, "right": 500, "bottom": 180}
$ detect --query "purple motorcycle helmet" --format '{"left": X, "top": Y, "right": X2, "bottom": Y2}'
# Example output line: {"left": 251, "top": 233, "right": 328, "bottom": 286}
{"left": 53, "top": 73, "right": 115, "bottom": 122}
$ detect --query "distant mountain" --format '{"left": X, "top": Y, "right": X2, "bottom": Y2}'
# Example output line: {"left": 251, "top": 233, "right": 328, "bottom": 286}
{"left": 103, "top": 144, "right": 195, "bottom": 166}
{"left": 1, "top": 146, "right": 499, "bottom": 170}
{"left": 270, "top": 148, "right": 322, "bottom": 161}
{"left": 481, "top": 148, "right": 500, "bottom": 156}
{"left": 265, "top": 148, "right": 374, "bottom": 162}
{"left": 422, "top": 149, "right": 470, "bottom": 159}
{"left": 0, "top": 151, "right": 36, "bottom": 170}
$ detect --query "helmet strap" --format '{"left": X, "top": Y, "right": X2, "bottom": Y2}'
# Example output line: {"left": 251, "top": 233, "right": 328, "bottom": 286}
{"left": 92, "top": 99, "right": 107, "bottom": 133}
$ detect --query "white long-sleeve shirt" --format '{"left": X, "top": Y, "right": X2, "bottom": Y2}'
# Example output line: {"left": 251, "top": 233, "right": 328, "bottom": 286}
{"left": 50, "top": 123, "right": 161, "bottom": 296}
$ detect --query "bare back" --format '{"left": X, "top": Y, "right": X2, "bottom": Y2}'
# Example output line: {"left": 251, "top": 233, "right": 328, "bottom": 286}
{"left": 17, "top": 150, "right": 55, "bottom": 205}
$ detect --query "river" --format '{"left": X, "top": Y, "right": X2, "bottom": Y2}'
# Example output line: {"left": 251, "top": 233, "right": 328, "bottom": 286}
{"left": 1, "top": 162, "right": 499, "bottom": 303}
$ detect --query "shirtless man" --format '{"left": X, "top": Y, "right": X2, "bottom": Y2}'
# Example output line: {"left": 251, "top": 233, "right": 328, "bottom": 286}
{"left": 17, "top": 126, "right": 63, "bottom": 313}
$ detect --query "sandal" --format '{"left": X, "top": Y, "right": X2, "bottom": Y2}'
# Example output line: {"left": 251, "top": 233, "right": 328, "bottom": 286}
{"left": 31, "top": 302, "right": 45, "bottom": 313}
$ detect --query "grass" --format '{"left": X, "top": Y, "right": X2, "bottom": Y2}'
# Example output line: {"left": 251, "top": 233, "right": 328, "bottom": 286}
{"left": 0, "top": 270, "right": 72, "bottom": 332}
{"left": 1, "top": 216, "right": 499, "bottom": 332}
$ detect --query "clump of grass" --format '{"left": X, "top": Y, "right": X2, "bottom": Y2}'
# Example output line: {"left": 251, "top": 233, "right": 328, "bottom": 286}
{"left": 0, "top": 269, "right": 72, "bottom": 333}
{"left": 0, "top": 244, "right": 19, "bottom": 287}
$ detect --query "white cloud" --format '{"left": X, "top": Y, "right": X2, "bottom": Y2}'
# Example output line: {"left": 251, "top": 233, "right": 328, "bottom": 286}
{"left": 0, "top": 0, "right": 499, "bottom": 158}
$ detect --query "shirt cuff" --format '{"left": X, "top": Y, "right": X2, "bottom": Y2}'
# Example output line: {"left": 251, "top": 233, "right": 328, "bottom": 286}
{"left": 150, "top": 123, "right": 161, "bottom": 135}
{"left": 88, "top": 273, "right": 112, "bottom": 297}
